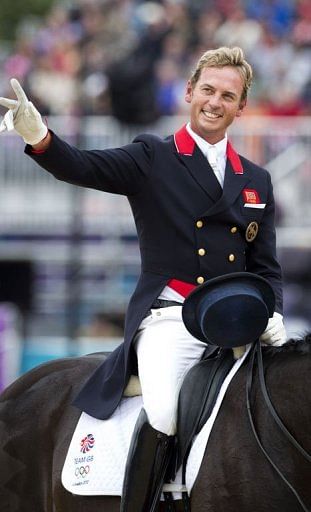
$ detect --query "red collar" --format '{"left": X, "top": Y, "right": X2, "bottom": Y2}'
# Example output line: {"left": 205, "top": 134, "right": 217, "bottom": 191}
{"left": 174, "top": 125, "right": 243, "bottom": 175}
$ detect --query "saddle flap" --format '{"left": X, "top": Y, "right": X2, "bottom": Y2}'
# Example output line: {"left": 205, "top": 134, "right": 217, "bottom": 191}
{"left": 176, "top": 348, "right": 235, "bottom": 470}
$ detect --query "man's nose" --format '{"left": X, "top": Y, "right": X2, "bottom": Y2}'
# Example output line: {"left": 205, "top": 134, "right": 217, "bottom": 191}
{"left": 207, "top": 94, "right": 221, "bottom": 109}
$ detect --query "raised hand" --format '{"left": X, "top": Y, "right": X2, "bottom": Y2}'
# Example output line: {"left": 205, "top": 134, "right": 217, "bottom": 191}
{"left": 0, "top": 78, "right": 48, "bottom": 145}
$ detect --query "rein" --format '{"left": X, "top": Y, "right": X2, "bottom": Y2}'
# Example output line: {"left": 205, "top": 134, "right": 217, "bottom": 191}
{"left": 246, "top": 340, "right": 311, "bottom": 512}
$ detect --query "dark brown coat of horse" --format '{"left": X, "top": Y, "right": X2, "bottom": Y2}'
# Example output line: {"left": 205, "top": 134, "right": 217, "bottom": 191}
{"left": 1, "top": 335, "right": 310, "bottom": 512}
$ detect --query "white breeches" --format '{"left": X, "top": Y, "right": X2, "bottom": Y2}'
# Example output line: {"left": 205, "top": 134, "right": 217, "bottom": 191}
{"left": 133, "top": 306, "right": 206, "bottom": 435}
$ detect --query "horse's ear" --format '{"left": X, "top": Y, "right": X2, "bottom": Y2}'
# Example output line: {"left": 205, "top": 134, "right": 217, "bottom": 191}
{"left": 305, "top": 333, "right": 311, "bottom": 344}
{"left": 285, "top": 334, "right": 311, "bottom": 352}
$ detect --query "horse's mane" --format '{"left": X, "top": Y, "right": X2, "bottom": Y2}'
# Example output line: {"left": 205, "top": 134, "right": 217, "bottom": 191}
{"left": 263, "top": 332, "right": 311, "bottom": 357}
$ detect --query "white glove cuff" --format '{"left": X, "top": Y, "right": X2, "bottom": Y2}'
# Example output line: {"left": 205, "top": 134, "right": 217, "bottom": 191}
{"left": 1, "top": 109, "right": 15, "bottom": 132}
{"left": 23, "top": 123, "right": 48, "bottom": 146}
{"left": 273, "top": 311, "right": 283, "bottom": 320}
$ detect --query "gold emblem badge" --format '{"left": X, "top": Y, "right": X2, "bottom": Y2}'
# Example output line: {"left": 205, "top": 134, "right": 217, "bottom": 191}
{"left": 245, "top": 221, "right": 259, "bottom": 242}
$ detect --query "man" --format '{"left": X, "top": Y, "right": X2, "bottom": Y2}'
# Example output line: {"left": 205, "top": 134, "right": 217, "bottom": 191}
{"left": 0, "top": 46, "right": 286, "bottom": 511}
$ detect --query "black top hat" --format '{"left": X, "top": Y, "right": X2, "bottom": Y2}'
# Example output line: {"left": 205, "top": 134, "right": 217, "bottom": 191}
{"left": 182, "top": 272, "right": 275, "bottom": 348}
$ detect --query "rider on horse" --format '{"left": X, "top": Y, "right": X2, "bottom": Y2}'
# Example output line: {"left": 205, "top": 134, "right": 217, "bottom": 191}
{"left": 0, "top": 46, "right": 287, "bottom": 511}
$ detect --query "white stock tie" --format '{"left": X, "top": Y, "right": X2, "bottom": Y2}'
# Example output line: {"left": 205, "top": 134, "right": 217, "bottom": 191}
{"left": 207, "top": 145, "right": 223, "bottom": 187}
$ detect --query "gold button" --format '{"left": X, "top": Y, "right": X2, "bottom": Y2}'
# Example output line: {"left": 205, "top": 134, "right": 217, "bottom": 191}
{"left": 196, "top": 220, "right": 203, "bottom": 228}
{"left": 198, "top": 248, "right": 206, "bottom": 256}
{"left": 228, "top": 254, "right": 235, "bottom": 262}
{"left": 231, "top": 226, "right": 237, "bottom": 234}
{"left": 197, "top": 276, "right": 205, "bottom": 284}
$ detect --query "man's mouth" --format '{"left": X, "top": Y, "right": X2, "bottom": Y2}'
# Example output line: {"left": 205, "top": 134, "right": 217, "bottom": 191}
{"left": 202, "top": 110, "right": 222, "bottom": 119}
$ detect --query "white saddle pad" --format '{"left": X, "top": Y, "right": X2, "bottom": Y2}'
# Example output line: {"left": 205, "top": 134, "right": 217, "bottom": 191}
{"left": 62, "top": 347, "right": 249, "bottom": 499}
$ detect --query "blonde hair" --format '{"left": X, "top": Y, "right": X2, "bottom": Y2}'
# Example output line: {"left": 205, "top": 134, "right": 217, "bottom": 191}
{"left": 190, "top": 46, "right": 253, "bottom": 102}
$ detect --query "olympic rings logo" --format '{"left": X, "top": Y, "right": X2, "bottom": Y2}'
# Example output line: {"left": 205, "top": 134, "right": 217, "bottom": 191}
{"left": 75, "top": 465, "right": 90, "bottom": 478}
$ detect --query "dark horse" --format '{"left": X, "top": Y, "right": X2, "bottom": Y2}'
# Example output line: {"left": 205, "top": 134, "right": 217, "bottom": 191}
{"left": 0, "top": 335, "right": 311, "bottom": 512}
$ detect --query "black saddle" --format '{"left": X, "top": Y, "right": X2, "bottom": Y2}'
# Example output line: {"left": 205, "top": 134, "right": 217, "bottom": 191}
{"left": 176, "top": 346, "right": 235, "bottom": 472}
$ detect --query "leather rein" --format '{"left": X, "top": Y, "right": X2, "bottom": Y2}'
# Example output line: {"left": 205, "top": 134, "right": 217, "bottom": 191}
{"left": 246, "top": 340, "right": 311, "bottom": 512}
{"left": 164, "top": 340, "right": 311, "bottom": 512}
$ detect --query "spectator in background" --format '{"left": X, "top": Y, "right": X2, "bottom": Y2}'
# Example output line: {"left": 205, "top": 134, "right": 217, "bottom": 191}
{"left": 214, "top": 5, "right": 263, "bottom": 53}
{"left": 248, "top": 27, "right": 295, "bottom": 105}
{"left": 291, "top": 0, "right": 311, "bottom": 48}
{"left": 244, "top": 0, "right": 295, "bottom": 37}
{"left": 195, "top": 9, "right": 223, "bottom": 49}
{"left": 0, "top": 0, "right": 310, "bottom": 118}
{"left": 4, "top": 37, "right": 33, "bottom": 84}
{"left": 107, "top": 2, "right": 169, "bottom": 124}
{"left": 155, "top": 57, "right": 185, "bottom": 115}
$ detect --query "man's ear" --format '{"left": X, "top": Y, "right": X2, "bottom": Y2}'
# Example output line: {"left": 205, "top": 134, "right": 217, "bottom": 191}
{"left": 185, "top": 80, "right": 193, "bottom": 104}
{"left": 236, "top": 98, "right": 247, "bottom": 117}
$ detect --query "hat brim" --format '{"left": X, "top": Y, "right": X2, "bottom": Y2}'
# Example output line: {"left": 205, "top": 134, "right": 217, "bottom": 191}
{"left": 182, "top": 272, "right": 275, "bottom": 344}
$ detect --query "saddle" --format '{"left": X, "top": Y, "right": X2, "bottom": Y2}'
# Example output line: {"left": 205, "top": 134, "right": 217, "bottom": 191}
{"left": 62, "top": 347, "right": 242, "bottom": 501}
{"left": 124, "top": 346, "right": 237, "bottom": 476}
{"left": 175, "top": 346, "right": 235, "bottom": 473}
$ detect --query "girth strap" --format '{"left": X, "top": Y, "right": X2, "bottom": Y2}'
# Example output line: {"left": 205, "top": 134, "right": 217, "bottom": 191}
{"left": 176, "top": 347, "right": 235, "bottom": 471}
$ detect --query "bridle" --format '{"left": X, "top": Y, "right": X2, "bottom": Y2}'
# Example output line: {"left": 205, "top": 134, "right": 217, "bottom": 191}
{"left": 246, "top": 340, "right": 311, "bottom": 512}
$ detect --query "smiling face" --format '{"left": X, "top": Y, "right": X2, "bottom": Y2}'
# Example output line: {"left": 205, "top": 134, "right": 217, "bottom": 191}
{"left": 185, "top": 65, "right": 246, "bottom": 144}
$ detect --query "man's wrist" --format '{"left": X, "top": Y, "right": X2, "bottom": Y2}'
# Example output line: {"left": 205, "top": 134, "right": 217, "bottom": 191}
{"left": 31, "top": 130, "right": 52, "bottom": 151}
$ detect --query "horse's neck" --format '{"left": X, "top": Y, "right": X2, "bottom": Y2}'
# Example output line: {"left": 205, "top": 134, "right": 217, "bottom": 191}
{"left": 259, "top": 346, "right": 311, "bottom": 431}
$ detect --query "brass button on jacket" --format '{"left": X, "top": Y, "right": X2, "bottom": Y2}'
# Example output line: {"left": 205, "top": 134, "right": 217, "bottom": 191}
{"left": 196, "top": 220, "right": 203, "bottom": 228}
{"left": 198, "top": 248, "right": 206, "bottom": 256}
{"left": 197, "top": 276, "right": 204, "bottom": 284}
{"left": 231, "top": 226, "right": 237, "bottom": 234}
{"left": 228, "top": 254, "right": 235, "bottom": 262}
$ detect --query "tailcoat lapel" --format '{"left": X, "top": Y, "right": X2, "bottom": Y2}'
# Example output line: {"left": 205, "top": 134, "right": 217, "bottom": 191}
{"left": 202, "top": 157, "right": 251, "bottom": 217}
{"left": 177, "top": 147, "right": 223, "bottom": 202}
{"left": 174, "top": 125, "right": 222, "bottom": 203}
{"left": 174, "top": 125, "right": 251, "bottom": 217}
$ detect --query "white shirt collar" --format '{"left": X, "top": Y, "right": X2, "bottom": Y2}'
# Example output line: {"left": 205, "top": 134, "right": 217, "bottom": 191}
{"left": 186, "top": 122, "right": 227, "bottom": 160}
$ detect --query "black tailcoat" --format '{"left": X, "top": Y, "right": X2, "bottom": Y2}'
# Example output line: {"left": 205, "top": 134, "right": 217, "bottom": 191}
{"left": 26, "top": 125, "right": 283, "bottom": 419}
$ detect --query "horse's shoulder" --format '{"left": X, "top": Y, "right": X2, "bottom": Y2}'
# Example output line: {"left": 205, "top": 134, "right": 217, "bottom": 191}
{"left": 219, "top": 336, "right": 311, "bottom": 402}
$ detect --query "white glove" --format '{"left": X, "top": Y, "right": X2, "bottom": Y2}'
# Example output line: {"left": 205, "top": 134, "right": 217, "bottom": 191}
{"left": 0, "top": 78, "right": 48, "bottom": 145}
{"left": 260, "top": 312, "right": 287, "bottom": 347}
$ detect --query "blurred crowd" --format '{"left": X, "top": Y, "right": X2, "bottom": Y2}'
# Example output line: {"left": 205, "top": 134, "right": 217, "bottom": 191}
{"left": 0, "top": 0, "right": 310, "bottom": 123}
